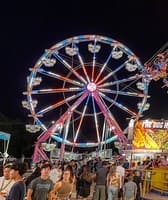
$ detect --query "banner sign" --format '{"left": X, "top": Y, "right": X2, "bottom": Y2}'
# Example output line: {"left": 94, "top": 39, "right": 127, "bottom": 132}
{"left": 133, "top": 120, "right": 168, "bottom": 150}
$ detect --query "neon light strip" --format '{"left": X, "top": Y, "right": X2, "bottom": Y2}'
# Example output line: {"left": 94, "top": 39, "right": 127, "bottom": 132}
{"left": 38, "top": 68, "right": 83, "bottom": 87}
{"left": 93, "top": 91, "right": 126, "bottom": 142}
{"left": 30, "top": 87, "right": 82, "bottom": 95}
{"left": 101, "top": 119, "right": 106, "bottom": 144}
{"left": 98, "top": 74, "right": 142, "bottom": 88}
{"left": 137, "top": 83, "right": 149, "bottom": 117}
{"left": 73, "top": 43, "right": 90, "bottom": 82}
{"left": 74, "top": 96, "right": 90, "bottom": 143}
{"left": 36, "top": 92, "right": 84, "bottom": 116}
{"left": 91, "top": 39, "right": 97, "bottom": 81}
{"left": 53, "top": 52, "right": 87, "bottom": 84}
{"left": 48, "top": 91, "right": 89, "bottom": 134}
{"left": 97, "top": 61, "right": 128, "bottom": 85}
{"left": 51, "top": 134, "right": 118, "bottom": 147}
{"left": 99, "top": 88, "right": 146, "bottom": 98}
{"left": 99, "top": 91, "right": 137, "bottom": 117}
{"left": 95, "top": 50, "right": 113, "bottom": 83}
{"left": 60, "top": 114, "right": 72, "bottom": 160}
{"left": 91, "top": 94, "right": 100, "bottom": 143}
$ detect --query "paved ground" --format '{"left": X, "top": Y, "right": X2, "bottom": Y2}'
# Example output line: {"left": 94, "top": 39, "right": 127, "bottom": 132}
{"left": 71, "top": 193, "right": 168, "bottom": 200}
{"left": 70, "top": 183, "right": 168, "bottom": 200}
{"left": 142, "top": 192, "right": 168, "bottom": 200}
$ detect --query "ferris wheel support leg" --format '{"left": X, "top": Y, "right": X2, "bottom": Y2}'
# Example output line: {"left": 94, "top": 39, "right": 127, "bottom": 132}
{"left": 33, "top": 142, "right": 49, "bottom": 162}
{"left": 32, "top": 130, "right": 53, "bottom": 162}
{"left": 59, "top": 143, "right": 65, "bottom": 161}
{"left": 59, "top": 114, "right": 72, "bottom": 161}
{"left": 33, "top": 143, "right": 41, "bottom": 162}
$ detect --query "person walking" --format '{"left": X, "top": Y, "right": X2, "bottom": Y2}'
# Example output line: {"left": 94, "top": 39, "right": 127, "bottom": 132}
{"left": 76, "top": 165, "right": 92, "bottom": 199}
{"left": 133, "top": 170, "right": 142, "bottom": 200}
{"left": 93, "top": 161, "right": 109, "bottom": 200}
{"left": 116, "top": 161, "right": 125, "bottom": 200}
{"left": 50, "top": 167, "right": 74, "bottom": 200}
{"left": 106, "top": 165, "right": 120, "bottom": 200}
{"left": 0, "top": 163, "right": 15, "bottom": 200}
{"left": 123, "top": 175, "right": 137, "bottom": 200}
{"left": 26, "top": 162, "right": 53, "bottom": 200}
{"left": 6, "top": 162, "right": 27, "bottom": 200}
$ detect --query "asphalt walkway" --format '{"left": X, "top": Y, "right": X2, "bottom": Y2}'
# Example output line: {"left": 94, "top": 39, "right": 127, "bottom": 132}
{"left": 70, "top": 183, "right": 168, "bottom": 200}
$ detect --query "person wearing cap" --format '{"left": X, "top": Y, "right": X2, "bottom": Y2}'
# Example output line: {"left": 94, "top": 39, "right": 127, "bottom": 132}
{"left": 6, "top": 162, "right": 27, "bottom": 200}
{"left": 0, "top": 164, "right": 15, "bottom": 200}
{"left": 26, "top": 162, "right": 53, "bottom": 200}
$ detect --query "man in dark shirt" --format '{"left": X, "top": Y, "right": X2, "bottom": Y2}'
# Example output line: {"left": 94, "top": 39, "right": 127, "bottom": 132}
{"left": 93, "top": 161, "right": 109, "bottom": 200}
{"left": 133, "top": 170, "right": 142, "bottom": 200}
{"left": 27, "top": 162, "right": 53, "bottom": 200}
{"left": 6, "top": 162, "right": 27, "bottom": 200}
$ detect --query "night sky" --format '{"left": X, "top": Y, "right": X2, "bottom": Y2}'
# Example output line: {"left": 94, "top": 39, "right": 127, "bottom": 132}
{"left": 0, "top": 1, "right": 167, "bottom": 156}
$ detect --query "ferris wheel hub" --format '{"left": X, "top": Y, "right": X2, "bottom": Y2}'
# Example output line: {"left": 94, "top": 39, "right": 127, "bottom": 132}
{"left": 87, "top": 82, "right": 97, "bottom": 92}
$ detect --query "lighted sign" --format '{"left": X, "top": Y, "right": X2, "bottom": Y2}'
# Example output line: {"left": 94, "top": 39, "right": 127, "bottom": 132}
{"left": 133, "top": 120, "right": 168, "bottom": 150}
{"left": 142, "top": 120, "right": 168, "bottom": 129}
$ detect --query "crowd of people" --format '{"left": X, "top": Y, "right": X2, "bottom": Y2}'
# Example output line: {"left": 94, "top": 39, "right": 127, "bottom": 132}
{"left": 0, "top": 154, "right": 167, "bottom": 200}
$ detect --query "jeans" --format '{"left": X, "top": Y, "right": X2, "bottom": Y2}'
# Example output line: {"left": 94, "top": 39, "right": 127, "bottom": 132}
{"left": 107, "top": 185, "right": 118, "bottom": 200}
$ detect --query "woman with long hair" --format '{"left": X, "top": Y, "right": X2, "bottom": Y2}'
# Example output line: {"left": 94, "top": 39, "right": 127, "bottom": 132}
{"left": 76, "top": 165, "right": 92, "bottom": 199}
{"left": 50, "top": 167, "right": 74, "bottom": 200}
{"left": 106, "top": 165, "right": 120, "bottom": 200}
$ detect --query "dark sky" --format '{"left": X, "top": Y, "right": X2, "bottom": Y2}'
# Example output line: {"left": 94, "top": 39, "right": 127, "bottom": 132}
{"left": 0, "top": 0, "right": 167, "bottom": 121}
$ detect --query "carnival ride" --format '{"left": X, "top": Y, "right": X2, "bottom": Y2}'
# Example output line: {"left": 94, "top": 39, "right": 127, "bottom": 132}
{"left": 22, "top": 35, "right": 167, "bottom": 162}
{"left": 144, "top": 42, "right": 168, "bottom": 88}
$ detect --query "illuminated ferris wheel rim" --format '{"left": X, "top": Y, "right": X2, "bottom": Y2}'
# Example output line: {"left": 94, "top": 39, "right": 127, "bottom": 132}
{"left": 28, "top": 35, "right": 143, "bottom": 75}
{"left": 24, "top": 34, "right": 150, "bottom": 148}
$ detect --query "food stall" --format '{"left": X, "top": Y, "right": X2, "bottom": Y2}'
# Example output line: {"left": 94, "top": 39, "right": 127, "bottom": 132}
{"left": 132, "top": 119, "right": 168, "bottom": 195}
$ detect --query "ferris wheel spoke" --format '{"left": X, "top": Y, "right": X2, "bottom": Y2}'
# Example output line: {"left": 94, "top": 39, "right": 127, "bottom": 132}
{"left": 38, "top": 68, "right": 83, "bottom": 87}
{"left": 99, "top": 94, "right": 122, "bottom": 130}
{"left": 91, "top": 39, "right": 97, "bottom": 81}
{"left": 48, "top": 91, "right": 89, "bottom": 134}
{"left": 28, "top": 87, "right": 83, "bottom": 95}
{"left": 95, "top": 50, "right": 113, "bottom": 83}
{"left": 73, "top": 43, "right": 90, "bottom": 82}
{"left": 74, "top": 96, "right": 90, "bottom": 143}
{"left": 36, "top": 91, "right": 84, "bottom": 116}
{"left": 97, "top": 61, "right": 128, "bottom": 85}
{"left": 91, "top": 95, "right": 100, "bottom": 143}
{"left": 98, "top": 74, "right": 143, "bottom": 88}
{"left": 93, "top": 91, "right": 126, "bottom": 142}
{"left": 61, "top": 114, "right": 72, "bottom": 145}
{"left": 99, "top": 91, "right": 137, "bottom": 117}
{"left": 99, "top": 88, "right": 147, "bottom": 98}
{"left": 101, "top": 119, "right": 106, "bottom": 146}
{"left": 53, "top": 52, "right": 87, "bottom": 84}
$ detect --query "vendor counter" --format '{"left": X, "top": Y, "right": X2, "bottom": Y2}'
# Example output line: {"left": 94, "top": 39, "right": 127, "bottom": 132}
{"left": 150, "top": 167, "right": 168, "bottom": 195}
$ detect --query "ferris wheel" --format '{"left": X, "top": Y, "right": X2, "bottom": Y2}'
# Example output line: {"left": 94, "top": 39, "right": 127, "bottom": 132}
{"left": 22, "top": 35, "right": 150, "bottom": 161}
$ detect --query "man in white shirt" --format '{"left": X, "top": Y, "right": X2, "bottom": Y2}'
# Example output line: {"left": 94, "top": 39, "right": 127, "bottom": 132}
{"left": 49, "top": 165, "right": 62, "bottom": 183}
{"left": 116, "top": 161, "right": 125, "bottom": 200}
{"left": 0, "top": 164, "right": 15, "bottom": 200}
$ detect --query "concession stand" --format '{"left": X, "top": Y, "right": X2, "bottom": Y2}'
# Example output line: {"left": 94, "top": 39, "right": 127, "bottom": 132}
{"left": 129, "top": 119, "right": 168, "bottom": 195}
{"left": 123, "top": 120, "right": 168, "bottom": 163}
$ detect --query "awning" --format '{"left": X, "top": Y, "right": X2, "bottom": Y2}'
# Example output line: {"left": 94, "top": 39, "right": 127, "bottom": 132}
{"left": 0, "top": 131, "right": 11, "bottom": 141}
